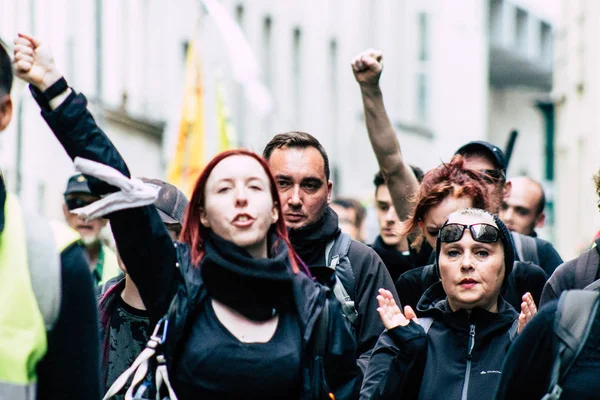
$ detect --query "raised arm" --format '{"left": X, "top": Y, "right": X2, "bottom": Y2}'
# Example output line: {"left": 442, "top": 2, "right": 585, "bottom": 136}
{"left": 351, "top": 49, "right": 419, "bottom": 220}
{"left": 14, "top": 33, "right": 177, "bottom": 322}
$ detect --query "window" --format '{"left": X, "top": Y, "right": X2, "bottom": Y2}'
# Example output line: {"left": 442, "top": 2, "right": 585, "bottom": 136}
{"left": 515, "top": 8, "right": 527, "bottom": 53}
{"left": 292, "top": 27, "right": 302, "bottom": 126}
{"left": 417, "top": 12, "right": 429, "bottom": 61}
{"left": 540, "top": 22, "right": 552, "bottom": 67}
{"left": 262, "top": 16, "right": 272, "bottom": 89}
{"left": 235, "top": 4, "right": 244, "bottom": 26}
{"left": 416, "top": 73, "right": 429, "bottom": 124}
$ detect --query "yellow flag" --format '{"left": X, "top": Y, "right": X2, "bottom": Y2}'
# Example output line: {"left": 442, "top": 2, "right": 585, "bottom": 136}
{"left": 216, "top": 78, "right": 237, "bottom": 151}
{"left": 167, "top": 41, "right": 204, "bottom": 196}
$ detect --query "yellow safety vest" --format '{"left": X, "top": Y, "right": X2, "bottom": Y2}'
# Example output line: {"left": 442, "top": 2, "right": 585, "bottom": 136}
{"left": 0, "top": 194, "right": 47, "bottom": 399}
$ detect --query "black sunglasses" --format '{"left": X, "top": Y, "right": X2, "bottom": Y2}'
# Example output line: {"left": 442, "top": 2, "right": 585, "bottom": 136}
{"left": 439, "top": 223, "right": 501, "bottom": 244}
{"left": 65, "top": 197, "right": 97, "bottom": 211}
{"left": 476, "top": 169, "right": 506, "bottom": 185}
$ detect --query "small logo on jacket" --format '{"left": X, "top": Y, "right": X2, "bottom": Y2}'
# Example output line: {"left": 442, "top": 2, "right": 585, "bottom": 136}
{"left": 480, "top": 370, "right": 501, "bottom": 375}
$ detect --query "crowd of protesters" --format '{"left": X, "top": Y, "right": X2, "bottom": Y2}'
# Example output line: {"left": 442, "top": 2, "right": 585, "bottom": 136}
{"left": 1, "top": 32, "right": 600, "bottom": 400}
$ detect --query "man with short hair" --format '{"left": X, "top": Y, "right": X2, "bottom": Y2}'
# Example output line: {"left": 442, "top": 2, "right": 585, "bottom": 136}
{"left": 63, "top": 173, "right": 121, "bottom": 285}
{"left": 99, "top": 178, "right": 188, "bottom": 395}
{"left": 3, "top": 36, "right": 100, "bottom": 399}
{"left": 370, "top": 169, "right": 430, "bottom": 282}
{"left": 331, "top": 197, "right": 366, "bottom": 242}
{"left": 500, "top": 176, "right": 546, "bottom": 237}
{"left": 263, "top": 131, "right": 399, "bottom": 374}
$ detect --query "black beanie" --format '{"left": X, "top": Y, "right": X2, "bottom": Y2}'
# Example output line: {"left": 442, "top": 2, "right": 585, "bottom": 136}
{"left": 436, "top": 212, "right": 515, "bottom": 285}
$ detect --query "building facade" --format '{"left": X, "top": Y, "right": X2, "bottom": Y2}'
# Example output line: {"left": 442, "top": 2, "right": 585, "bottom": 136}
{"left": 553, "top": 0, "right": 600, "bottom": 259}
{"left": 1, "top": 0, "right": 558, "bottom": 243}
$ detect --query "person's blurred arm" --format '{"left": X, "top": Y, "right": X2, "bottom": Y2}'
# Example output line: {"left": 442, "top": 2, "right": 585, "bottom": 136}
{"left": 351, "top": 49, "right": 419, "bottom": 221}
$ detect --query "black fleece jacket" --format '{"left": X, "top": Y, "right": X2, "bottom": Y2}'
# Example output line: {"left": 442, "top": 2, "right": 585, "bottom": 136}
{"left": 361, "top": 283, "right": 518, "bottom": 400}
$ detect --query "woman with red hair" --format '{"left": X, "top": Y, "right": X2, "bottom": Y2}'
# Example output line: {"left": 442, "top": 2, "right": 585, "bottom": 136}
{"left": 17, "top": 40, "right": 359, "bottom": 399}
{"left": 395, "top": 156, "right": 547, "bottom": 313}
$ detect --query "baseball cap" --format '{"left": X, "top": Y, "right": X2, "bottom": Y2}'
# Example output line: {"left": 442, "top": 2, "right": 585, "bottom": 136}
{"left": 454, "top": 141, "right": 507, "bottom": 174}
{"left": 140, "top": 178, "right": 189, "bottom": 225}
{"left": 64, "top": 174, "right": 92, "bottom": 195}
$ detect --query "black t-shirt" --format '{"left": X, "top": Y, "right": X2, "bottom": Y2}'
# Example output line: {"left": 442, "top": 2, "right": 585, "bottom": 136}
{"left": 176, "top": 300, "right": 303, "bottom": 400}
{"left": 105, "top": 296, "right": 150, "bottom": 397}
{"left": 371, "top": 236, "right": 418, "bottom": 283}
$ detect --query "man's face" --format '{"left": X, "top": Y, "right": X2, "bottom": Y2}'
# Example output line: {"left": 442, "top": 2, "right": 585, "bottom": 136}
{"left": 375, "top": 184, "right": 404, "bottom": 248}
{"left": 462, "top": 154, "right": 509, "bottom": 213}
{"left": 268, "top": 146, "right": 332, "bottom": 230}
{"left": 499, "top": 177, "right": 544, "bottom": 236}
{"left": 330, "top": 203, "right": 360, "bottom": 241}
{"left": 63, "top": 193, "right": 107, "bottom": 245}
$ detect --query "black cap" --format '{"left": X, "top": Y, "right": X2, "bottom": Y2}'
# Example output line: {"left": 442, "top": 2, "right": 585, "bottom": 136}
{"left": 140, "top": 178, "right": 189, "bottom": 225}
{"left": 64, "top": 174, "right": 92, "bottom": 195}
{"left": 455, "top": 141, "right": 507, "bottom": 173}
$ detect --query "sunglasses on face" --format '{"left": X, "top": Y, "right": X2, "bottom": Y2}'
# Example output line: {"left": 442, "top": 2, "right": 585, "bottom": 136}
{"left": 439, "top": 223, "right": 501, "bottom": 244}
{"left": 476, "top": 169, "right": 505, "bottom": 185}
{"left": 65, "top": 197, "right": 98, "bottom": 211}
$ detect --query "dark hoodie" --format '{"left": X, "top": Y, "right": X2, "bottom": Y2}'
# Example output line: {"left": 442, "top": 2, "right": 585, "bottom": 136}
{"left": 361, "top": 283, "right": 518, "bottom": 400}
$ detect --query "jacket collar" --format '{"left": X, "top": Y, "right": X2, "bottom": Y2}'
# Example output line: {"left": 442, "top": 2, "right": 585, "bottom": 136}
{"left": 417, "top": 281, "right": 518, "bottom": 337}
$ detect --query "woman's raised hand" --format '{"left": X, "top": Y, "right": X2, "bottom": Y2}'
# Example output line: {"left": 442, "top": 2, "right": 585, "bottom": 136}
{"left": 517, "top": 292, "right": 537, "bottom": 334}
{"left": 376, "top": 288, "right": 418, "bottom": 330}
{"left": 13, "top": 33, "right": 62, "bottom": 91}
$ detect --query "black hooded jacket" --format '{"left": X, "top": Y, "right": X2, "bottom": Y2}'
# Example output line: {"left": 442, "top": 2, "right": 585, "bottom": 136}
{"left": 33, "top": 89, "right": 359, "bottom": 399}
{"left": 361, "top": 283, "right": 518, "bottom": 400}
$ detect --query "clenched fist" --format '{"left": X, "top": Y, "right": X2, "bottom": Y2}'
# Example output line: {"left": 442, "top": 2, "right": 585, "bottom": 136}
{"left": 351, "top": 49, "right": 384, "bottom": 88}
{"left": 13, "top": 33, "right": 62, "bottom": 91}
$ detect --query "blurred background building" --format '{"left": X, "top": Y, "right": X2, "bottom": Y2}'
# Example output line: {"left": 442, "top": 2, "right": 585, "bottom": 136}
{"left": 553, "top": 0, "right": 600, "bottom": 259}
{"left": 2, "top": 0, "right": 582, "bottom": 251}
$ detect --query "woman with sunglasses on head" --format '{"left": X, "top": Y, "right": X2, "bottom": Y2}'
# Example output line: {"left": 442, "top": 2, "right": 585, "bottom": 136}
{"left": 395, "top": 156, "right": 548, "bottom": 314}
{"left": 361, "top": 208, "right": 537, "bottom": 400}
{"left": 14, "top": 34, "right": 359, "bottom": 400}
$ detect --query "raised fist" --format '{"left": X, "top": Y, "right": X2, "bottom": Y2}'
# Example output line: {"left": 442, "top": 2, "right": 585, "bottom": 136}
{"left": 351, "top": 49, "right": 384, "bottom": 88}
{"left": 13, "top": 33, "right": 62, "bottom": 91}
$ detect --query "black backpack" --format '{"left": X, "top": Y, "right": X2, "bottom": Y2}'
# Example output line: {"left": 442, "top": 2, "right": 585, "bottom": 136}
{"left": 543, "top": 285, "right": 600, "bottom": 399}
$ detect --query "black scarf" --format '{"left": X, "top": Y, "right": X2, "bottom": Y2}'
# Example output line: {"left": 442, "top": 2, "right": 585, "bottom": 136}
{"left": 200, "top": 232, "right": 294, "bottom": 321}
{"left": 288, "top": 206, "right": 340, "bottom": 267}
{"left": 371, "top": 235, "right": 416, "bottom": 283}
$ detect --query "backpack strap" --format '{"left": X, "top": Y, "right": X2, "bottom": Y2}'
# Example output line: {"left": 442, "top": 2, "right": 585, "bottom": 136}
{"left": 508, "top": 318, "right": 519, "bottom": 341}
{"left": 325, "top": 233, "right": 358, "bottom": 326}
{"left": 23, "top": 213, "right": 62, "bottom": 332}
{"left": 574, "top": 247, "right": 599, "bottom": 289}
{"left": 511, "top": 232, "right": 539, "bottom": 265}
{"left": 543, "top": 290, "right": 600, "bottom": 400}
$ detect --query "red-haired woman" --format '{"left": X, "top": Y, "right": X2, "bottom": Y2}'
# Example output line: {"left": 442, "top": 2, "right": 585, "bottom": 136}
{"left": 395, "top": 156, "right": 548, "bottom": 313}
{"left": 17, "top": 38, "right": 359, "bottom": 399}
